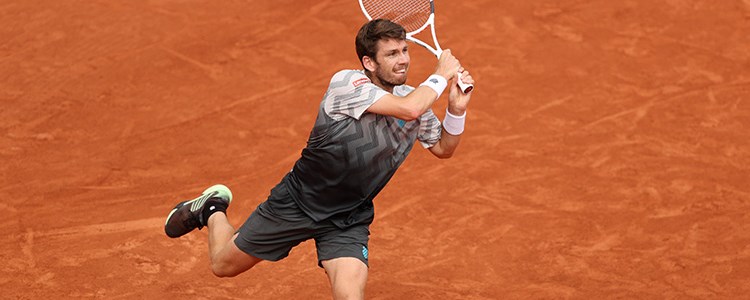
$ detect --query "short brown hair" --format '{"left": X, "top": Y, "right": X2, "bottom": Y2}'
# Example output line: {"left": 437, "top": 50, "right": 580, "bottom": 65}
{"left": 355, "top": 19, "right": 406, "bottom": 67}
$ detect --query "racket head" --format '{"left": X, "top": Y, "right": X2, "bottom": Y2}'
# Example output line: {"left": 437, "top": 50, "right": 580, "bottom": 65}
{"left": 358, "top": 0, "right": 434, "bottom": 34}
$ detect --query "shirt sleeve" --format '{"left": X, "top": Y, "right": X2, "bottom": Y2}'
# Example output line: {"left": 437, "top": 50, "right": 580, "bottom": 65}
{"left": 323, "top": 70, "right": 389, "bottom": 121}
{"left": 417, "top": 108, "right": 442, "bottom": 148}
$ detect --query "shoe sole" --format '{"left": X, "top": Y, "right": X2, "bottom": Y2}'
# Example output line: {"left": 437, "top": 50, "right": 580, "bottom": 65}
{"left": 164, "top": 184, "right": 233, "bottom": 226}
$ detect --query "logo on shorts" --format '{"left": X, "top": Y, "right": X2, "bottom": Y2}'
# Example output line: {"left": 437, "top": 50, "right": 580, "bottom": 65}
{"left": 353, "top": 77, "right": 370, "bottom": 87}
{"left": 362, "top": 246, "right": 368, "bottom": 260}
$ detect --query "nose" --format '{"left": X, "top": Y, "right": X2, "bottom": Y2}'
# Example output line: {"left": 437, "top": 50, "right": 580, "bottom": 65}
{"left": 397, "top": 51, "right": 409, "bottom": 64}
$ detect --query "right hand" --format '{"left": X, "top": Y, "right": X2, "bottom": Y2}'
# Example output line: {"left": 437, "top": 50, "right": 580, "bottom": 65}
{"left": 435, "top": 49, "right": 461, "bottom": 81}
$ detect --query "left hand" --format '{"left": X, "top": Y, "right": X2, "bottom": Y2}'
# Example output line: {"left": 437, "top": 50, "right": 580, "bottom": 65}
{"left": 447, "top": 67, "right": 474, "bottom": 115}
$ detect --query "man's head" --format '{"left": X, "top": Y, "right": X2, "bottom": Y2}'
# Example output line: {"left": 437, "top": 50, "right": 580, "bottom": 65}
{"left": 355, "top": 19, "right": 410, "bottom": 90}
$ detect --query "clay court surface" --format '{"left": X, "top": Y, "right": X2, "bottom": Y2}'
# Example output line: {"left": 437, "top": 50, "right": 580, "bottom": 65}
{"left": 2, "top": 0, "right": 749, "bottom": 298}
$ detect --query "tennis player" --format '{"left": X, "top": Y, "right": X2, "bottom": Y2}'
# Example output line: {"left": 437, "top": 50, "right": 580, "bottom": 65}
{"left": 164, "top": 19, "right": 474, "bottom": 300}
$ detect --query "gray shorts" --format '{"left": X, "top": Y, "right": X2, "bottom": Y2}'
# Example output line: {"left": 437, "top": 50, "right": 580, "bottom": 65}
{"left": 234, "top": 182, "right": 370, "bottom": 267}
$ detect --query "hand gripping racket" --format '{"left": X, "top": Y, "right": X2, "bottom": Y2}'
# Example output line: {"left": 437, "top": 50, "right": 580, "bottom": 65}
{"left": 359, "top": 0, "right": 474, "bottom": 93}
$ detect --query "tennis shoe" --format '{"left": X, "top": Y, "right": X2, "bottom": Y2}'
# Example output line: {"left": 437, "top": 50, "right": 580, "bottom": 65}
{"left": 164, "top": 184, "right": 232, "bottom": 238}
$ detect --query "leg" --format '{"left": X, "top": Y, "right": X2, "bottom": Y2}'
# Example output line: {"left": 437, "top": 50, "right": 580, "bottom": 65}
{"left": 321, "top": 257, "right": 368, "bottom": 300}
{"left": 163, "top": 184, "right": 266, "bottom": 277}
{"left": 315, "top": 220, "right": 371, "bottom": 299}
{"left": 207, "top": 212, "right": 263, "bottom": 277}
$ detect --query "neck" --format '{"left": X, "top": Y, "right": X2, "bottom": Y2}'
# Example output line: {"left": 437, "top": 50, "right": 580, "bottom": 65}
{"left": 365, "top": 71, "right": 395, "bottom": 93}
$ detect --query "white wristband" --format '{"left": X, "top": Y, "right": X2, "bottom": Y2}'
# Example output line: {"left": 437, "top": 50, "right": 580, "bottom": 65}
{"left": 443, "top": 109, "right": 466, "bottom": 135}
{"left": 419, "top": 74, "right": 448, "bottom": 98}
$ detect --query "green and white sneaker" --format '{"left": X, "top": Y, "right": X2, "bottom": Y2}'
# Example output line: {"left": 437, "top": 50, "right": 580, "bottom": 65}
{"left": 164, "top": 184, "right": 232, "bottom": 238}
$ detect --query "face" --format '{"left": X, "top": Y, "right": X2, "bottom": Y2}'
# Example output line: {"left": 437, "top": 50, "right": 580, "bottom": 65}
{"left": 369, "top": 38, "right": 410, "bottom": 88}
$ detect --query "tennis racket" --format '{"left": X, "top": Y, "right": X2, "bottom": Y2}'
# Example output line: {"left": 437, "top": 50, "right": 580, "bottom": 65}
{"left": 359, "top": 0, "right": 474, "bottom": 93}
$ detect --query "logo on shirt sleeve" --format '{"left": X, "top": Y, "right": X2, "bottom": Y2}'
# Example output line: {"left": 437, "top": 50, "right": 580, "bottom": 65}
{"left": 352, "top": 77, "right": 371, "bottom": 87}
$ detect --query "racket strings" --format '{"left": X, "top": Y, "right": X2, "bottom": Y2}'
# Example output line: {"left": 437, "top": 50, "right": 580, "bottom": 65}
{"left": 361, "top": 0, "right": 431, "bottom": 33}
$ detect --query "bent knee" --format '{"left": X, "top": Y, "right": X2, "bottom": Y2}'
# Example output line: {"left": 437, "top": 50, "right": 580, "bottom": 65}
{"left": 211, "top": 261, "right": 243, "bottom": 278}
{"left": 333, "top": 289, "right": 365, "bottom": 300}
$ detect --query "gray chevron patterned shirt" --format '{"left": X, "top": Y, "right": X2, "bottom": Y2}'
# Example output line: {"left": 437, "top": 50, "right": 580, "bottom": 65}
{"left": 283, "top": 69, "right": 442, "bottom": 228}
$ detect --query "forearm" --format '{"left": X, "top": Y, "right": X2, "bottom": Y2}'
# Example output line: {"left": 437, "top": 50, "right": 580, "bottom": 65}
{"left": 430, "top": 108, "right": 466, "bottom": 158}
{"left": 435, "top": 129, "right": 461, "bottom": 158}
{"left": 429, "top": 67, "right": 473, "bottom": 159}
{"left": 404, "top": 74, "right": 450, "bottom": 119}
{"left": 401, "top": 86, "right": 442, "bottom": 120}
{"left": 367, "top": 74, "right": 448, "bottom": 121}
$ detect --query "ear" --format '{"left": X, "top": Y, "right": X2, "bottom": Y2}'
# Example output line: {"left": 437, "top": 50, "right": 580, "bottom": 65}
{"left": 362, "top": 56, "right": 377, "bottom": 73}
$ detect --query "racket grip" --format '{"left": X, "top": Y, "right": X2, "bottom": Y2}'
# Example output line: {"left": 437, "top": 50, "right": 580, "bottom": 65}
{"left": 457, "top": 72, "right": 474, "bottom": 93}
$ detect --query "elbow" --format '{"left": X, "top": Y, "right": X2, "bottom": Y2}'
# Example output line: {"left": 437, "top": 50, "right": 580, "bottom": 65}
{"left": 434, "top": 150, "right": 454, "bottom": 159}
{"left": 439, "top": 153, "right": 454, "bottom": 159}
{"left": 400, "top": 108, "right": 421, "bottom": 121}
{"left": 400, "top": 102, "right": 427, "bottom": 121}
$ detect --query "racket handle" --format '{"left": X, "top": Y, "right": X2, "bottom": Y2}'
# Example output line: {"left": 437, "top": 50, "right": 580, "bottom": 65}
{"left": 457, "top": 72, "right": 474, "bottom": 93}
